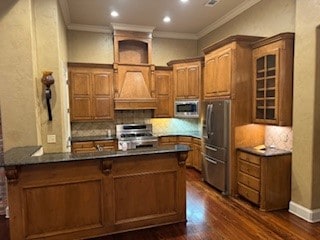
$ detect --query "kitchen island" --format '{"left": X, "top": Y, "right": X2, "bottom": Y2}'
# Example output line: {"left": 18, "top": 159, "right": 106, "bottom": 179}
{"left": 0, "top": 145, "right": 190, "bottom": 240}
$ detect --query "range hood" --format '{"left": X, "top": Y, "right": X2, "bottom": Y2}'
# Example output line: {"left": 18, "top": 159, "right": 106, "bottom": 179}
{"left": 114, "top": 63, "right": 157, "bottom": 110}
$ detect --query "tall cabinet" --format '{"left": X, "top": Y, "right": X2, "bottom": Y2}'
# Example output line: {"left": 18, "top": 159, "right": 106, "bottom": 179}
{"left": 202, "top": 36, "right": 265, "bottom": 195}
{"left": 252, "top": 33, "right": 294, "bottom": 126}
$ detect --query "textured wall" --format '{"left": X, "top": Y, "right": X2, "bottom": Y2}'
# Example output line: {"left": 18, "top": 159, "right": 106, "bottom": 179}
{"left": 67, "top": 30, "right": 198, "bottom": 66}
{"left": 67, "top": 31, "right": 114, "bottom": 64}
{"left": 0, "top": 0, "right": 41, "bottom": 151}
{"left": 152, "top": 38, "right": 198, "bottom": 66}
{"left": 197, "top": 0, "right": 296, "bottom": 54}
{"left": 292, "top": 0, "right": 320, "bottom": 209}
{"left": 33, "top": 0, "right": 69, "bottom": 153}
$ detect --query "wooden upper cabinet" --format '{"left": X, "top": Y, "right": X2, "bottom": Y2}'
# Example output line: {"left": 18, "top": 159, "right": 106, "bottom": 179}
{"left": 203, "top": 36, "right": 263, "bottom": 101}
{"left": 204, "top": 47, "right": 232, "bottom": 98}
{"left": 168, "top": 57, "right": 203, "bottom": 100}
{"left": 154, "top": 68, "right": 173, "bottom": 117}
{"left": 69, "top": 64, "right": 114, "bottom": 121}
{"left": 252, "top": 33, "right": 294, "bottom": 126}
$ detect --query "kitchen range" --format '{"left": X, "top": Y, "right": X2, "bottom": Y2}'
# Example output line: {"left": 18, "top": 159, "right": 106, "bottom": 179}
{"left": 116, "top": 123, "right": 158, "bottom": 150}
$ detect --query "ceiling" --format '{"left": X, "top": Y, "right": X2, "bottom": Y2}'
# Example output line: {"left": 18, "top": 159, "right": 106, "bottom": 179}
{"left": 59, "top": 0, "right": 261, "bottom": 39}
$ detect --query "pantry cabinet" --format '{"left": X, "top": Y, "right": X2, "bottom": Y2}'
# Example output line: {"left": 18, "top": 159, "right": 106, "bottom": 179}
{"left": 203, "top": 35, "right": 263, "bottom": 100}
{"left": 237, "top": 149, "right": 291, "bottom": 211}
{"left": 252, "top": 33, "right": 294, "bottom": 126}
{"left": 168, "top": 57, "right": 203, "bottom": 100}
{"left": 154, "top": 67, "right": 173, "bottom": 117}
{"left": 69, "top": 64, "right": 114, "bottom": 121}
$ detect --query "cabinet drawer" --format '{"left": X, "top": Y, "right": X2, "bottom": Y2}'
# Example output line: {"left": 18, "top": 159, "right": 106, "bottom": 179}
{"left": 238, "top": 151, "right": 260, "bottom": 165}
{"left": 192, "top": 138, "right": 201, "bottom": 145}
{"left": 238, "top": 183, "right": 260, "bottom": 205}
{"left": 239, "top": 160, "right": 260, "bottom": 178}
{"left": 178, "top": 136, "right": 192, "bottom": 143}
{"left": 72, "top": 141, "right": 94, "bottom": 149}
{"left": 238, "top": 172, "right": 260, "bottom": 191}
{"left": 159, "top": 136, "right": 177, "bottom": 144}
{"left": 95, "top": 140, "right": 115, "bottom": 147}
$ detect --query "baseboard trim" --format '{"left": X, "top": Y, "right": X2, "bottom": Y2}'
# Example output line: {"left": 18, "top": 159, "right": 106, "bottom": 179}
{"left": 289, "top": 201, "right": 320, "bottom": 223}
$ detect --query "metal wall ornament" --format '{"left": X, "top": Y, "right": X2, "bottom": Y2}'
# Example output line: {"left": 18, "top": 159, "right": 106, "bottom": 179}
{"left": 41, "top": 71, "right": 55, "bottom": 121}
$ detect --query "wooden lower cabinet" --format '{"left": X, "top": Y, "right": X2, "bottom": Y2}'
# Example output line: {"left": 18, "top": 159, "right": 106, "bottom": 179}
{"left": 192, "top": 138, "right": 202, "bottom": 171}
{"left": 6, "top": 152, "right": 187, "bottom": 240}
{"left": 159, "top": 136, "right": 202, "bottom": 171}
{"left": 237, "top": 150, "right": 291, "bottom": 211}
{"left": 72, "top": 140, "right": 117, "bottom": 153}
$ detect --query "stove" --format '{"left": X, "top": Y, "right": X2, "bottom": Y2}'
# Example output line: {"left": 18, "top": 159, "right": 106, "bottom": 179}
{"left": 116, "top": 124, "right": 158, "bottom": 150}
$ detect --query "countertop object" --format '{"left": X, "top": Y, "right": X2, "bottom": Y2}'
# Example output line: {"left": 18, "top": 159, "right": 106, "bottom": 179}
{"left": 0, "top": 144, "right": 191, "bottom": 167}
{"left": 237, "top": 146, "right": 291, "bottom": 157}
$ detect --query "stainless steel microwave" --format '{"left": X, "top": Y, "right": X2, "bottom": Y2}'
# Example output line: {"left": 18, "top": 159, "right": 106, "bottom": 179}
{"left": 174, "top": 100, "right": 199, "bottom": 118}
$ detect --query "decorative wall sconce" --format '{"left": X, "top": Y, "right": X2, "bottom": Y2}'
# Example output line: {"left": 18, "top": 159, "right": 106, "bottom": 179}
{"left": 41, "top": 71, "right": 55, "bottom": 121}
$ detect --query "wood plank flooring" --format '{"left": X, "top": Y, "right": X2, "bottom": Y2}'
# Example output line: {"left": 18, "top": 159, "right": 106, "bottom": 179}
{"left": 1, "top": 169, "right": 320, "bottom": 239}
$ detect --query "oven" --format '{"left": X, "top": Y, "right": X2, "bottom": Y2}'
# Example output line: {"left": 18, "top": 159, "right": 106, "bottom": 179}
{"left": 116, "top": 124, "right": 158, "bottom": 150}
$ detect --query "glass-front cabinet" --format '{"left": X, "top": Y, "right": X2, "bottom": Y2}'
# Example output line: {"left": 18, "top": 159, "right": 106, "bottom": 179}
{"left": 252, "top": 33, "right": 294, "bottom": 126}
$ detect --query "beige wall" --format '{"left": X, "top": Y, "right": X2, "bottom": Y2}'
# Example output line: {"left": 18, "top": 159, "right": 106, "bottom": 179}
{"left": 0, "top": 0, "right": 69, "bottom": 153}
{"left": 0, "top": 0, "right": 41, "bottom": 151}
{"left": 152, "top": 38, "right": 198, "bottom": 66}
{"left": 197, "top": 0, "right": 296, "bottom": 54}
{"left": 67, "top": 31, "right": 114, "bottom": 64}
{"left": 67, "top": 30, "right": 198, "bottom": 66}
{"left": 292, "top": 0, "right": 320, "bottom": 209}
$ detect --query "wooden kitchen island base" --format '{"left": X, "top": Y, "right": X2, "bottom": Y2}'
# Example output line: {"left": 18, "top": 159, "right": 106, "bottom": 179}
{"left": 4, "top": 148, "right": 188, "bottom": 240}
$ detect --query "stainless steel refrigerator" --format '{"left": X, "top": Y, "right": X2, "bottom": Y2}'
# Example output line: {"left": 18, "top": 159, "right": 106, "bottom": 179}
{"left": 202, "top": 99, "right": 230, "bottom": 195}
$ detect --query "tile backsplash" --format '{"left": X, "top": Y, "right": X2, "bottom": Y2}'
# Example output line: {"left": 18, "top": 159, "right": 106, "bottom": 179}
{"left": 265, "top": 125, "right": 293, "bottom": 151}
{"left": 71, "top": 110, "right": 200, "bottom": 137}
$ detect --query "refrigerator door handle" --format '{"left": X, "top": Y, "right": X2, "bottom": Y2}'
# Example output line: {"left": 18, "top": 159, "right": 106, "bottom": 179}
{"left": 206, "top": 104, "right": 211, "bottom": 137}
{"left": 206, "top": 145, "right": 218, "bottom": 152}
{"left": 205, "top": 157, "right": 218, "bottom": 165}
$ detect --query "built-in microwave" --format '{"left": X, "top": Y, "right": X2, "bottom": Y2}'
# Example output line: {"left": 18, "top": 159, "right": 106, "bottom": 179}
{"left": 174, "top": 100, "right": 199, "bottom": 118}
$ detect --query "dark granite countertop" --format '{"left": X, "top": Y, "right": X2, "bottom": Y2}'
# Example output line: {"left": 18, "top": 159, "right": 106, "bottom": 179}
{"left": 154, "top": 132, "right": 201, "bottom": 139}
{"left": 0, "top": 144, "right": 191, "bottom": 167}
{"left": 237, "top": 147, "right": 292, "bottom": 157}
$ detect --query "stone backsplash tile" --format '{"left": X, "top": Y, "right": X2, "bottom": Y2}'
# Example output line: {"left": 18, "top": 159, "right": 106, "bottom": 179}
{"left": 71, "top": 110, "right": 200, "bottom": 137}
{"left": 265, "top": 126, "right": 293, "bottom": 151}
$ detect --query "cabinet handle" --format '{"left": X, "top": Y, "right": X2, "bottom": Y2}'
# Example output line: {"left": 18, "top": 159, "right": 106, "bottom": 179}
{"left": 206, "top": 146, "right": 217, "bottom": 152}
{"left": 101, "top": 160, "right": 112, "bottom": 175}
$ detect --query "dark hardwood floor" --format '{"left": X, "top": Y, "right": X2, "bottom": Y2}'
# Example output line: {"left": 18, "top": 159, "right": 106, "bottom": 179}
{"left": 1, "top": 169, "right": 320, "bottom": 240}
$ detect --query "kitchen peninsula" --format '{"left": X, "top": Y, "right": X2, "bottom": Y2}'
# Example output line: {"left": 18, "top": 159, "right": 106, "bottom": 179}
{"left": 0, "top": 144, "right": 190, "bottom": 240}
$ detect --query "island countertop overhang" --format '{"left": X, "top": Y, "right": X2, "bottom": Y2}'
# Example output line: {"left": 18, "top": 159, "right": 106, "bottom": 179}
{"left": 0, "top": 144, "right": 191, "bottom": 167}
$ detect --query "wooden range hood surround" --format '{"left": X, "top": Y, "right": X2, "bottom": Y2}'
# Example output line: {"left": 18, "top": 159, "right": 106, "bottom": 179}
{"left": 113, "top": 63, "right": 157, "bottom": 110}
{"left": 112, "top": 27, "right": 157, "bottom": 109}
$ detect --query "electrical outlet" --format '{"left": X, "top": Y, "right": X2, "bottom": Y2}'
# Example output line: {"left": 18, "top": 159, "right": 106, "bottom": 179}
{"left": 47, "top": 134, "right": 56, "bottom": 143}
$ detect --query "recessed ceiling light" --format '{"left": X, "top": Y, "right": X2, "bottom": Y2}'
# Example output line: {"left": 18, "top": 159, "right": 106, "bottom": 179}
{"left": 163, "top": 16, "right": 171, "bottom": 23}
{"left": 180, "top": 0, "right": 189, "bottom": 3}
{"left": 111, "top": 11, "right": 119, "bottom": 17}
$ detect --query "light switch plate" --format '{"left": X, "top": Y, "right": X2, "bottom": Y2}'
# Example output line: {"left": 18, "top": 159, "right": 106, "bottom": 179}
{"left": 47, "top": 135, "right": 56, "bottom": 143}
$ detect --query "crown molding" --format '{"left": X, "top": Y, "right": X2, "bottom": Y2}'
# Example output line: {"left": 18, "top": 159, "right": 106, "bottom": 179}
{"left": 111, "top": 23, "right": 155, "bottom": 33}
{"left": 197, "top": 0, "right": 262, "bottom": 38}
{"left": 67, "top": 23, "right": 112, "bottom": 33}
{"left": 153, "top": 31, "right": 198, "bottom": 40}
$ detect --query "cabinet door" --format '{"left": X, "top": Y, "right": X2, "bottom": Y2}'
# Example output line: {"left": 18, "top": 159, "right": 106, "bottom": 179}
{"left": 92, "top": 70, "right": 114, "bottom": 120}
{"left": 154, "top": 71, "right": 173, "bottom": 117}
{"left": 187, "top": 64, "right": 200, "bottom": 99}
{"left": 204, "top": 55, "right": 218, "bottom": 99}
{"left": 216, "top": 48, "right": 232, "bottom": 96}
{"left": 175, "top": 66, "right": 188, "bottom": 99}
{"left": 253, "top": 49, "right": 279, "bottom": 124}
{"left": 192, "top": 139, "right": 202, "bottom": 171}
{"left": 178, "top": 137, "right": 193, "bottom": 166}
{"left": 70, "top": 71, "right": 92, "bottom": 121}
{"left": 204, "top": 47, "right": 232, "bottom": 99}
